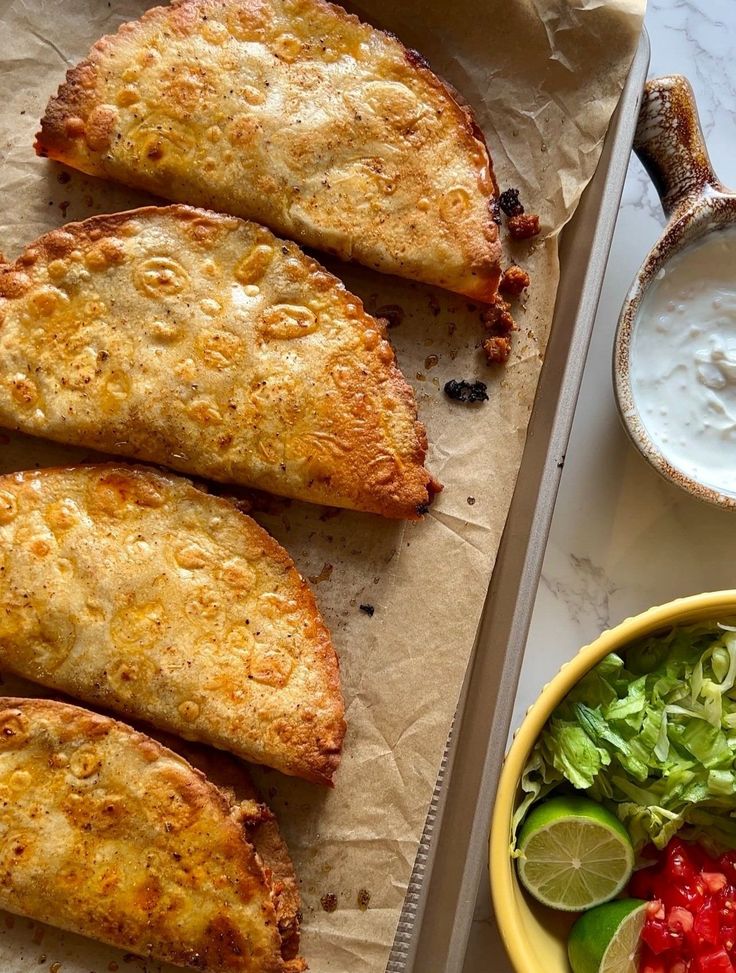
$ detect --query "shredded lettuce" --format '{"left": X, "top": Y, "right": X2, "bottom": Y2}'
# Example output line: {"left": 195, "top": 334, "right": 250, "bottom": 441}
{"left": 515, "top": 622, "right": 736, "bottom": 851}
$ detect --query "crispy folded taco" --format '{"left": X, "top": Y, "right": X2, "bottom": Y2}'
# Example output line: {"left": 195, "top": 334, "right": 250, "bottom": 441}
{"left": 35, "top": 0, "right": 501, "bottom": 300}
{"left": 0, "top": 205, "right": 438, "bottom": 519}
{"left": 0, "top": 464, "right": 345, "bottom": 784}
{"left": 0, "top": 697, "right": 304, "bottom": 972}
{"left": 157, "top": 733, "right": 304, "bottom": 968}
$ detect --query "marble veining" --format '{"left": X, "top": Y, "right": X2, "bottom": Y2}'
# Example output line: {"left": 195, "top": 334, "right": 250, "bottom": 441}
{"left": 541, "top": 553, "right": 621, "bottom": 629}
{"left": 466, "top": 1, "right": 736, "bottom": 969}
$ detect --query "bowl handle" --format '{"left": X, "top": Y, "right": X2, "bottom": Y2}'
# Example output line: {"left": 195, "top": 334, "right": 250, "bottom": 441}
{"left": 634, "top": 75, "right": 724, "bottom": 218}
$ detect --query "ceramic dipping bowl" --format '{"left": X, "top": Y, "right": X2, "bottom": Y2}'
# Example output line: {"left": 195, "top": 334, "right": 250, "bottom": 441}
{"left": 614, "top": 75, "right": 736, "bottom": 507}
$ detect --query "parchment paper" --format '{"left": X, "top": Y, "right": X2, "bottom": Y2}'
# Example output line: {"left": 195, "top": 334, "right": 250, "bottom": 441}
{"left": 0, "top": 0, "right": 644, "bottom": 970}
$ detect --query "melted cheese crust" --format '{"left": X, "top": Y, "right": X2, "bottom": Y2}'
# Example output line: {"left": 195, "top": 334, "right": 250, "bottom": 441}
{"left": 36, "top": 0, "right": 501, "bottom": 300}
{"left": 0, "top": 697, "right": 292, "bottom": 972}
{"left": 0, "top": 205, "right": 436, "bottom": 519}
{"left": 0, "top": 465, "right": 345, "bottom": 784}
{"left": 170, "top": 736, "right": 304, "bottom": 967}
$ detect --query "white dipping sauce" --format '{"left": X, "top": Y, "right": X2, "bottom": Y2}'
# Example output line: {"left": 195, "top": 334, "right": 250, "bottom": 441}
{"left": 630, "top": 226, "right": 736, "bottom": 495}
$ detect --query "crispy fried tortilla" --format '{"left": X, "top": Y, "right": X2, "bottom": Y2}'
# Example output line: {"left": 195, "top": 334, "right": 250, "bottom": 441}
{"left": 0, "top": 670, "right": 304, "bottom": 964}
{"left": 35, "top": 0, "right": 501, "bottom": 300}
{"left": 0, "top": 205, "right": 438, "bottom": 519}
{"left": 155, "top": 733, "right": 304, "bottom": 967}
{"left": 0, "top": 697, "right": 303, "bottom": 972}
{"left": 0, "top": 464, "right": 345, "bottom": 785}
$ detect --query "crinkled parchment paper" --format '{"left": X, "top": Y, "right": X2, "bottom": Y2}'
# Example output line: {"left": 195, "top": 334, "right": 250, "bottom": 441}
{"left": 0, "top": 0, "right": 644, "bottom": 970}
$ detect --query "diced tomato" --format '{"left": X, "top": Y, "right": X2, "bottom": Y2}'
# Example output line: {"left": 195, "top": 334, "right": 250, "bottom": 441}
{"left": 640, "top": 960, "right": 666, "bottom": 973}
{"left": 647, "top": 900, "right": 666, "bottom": 920}
{"left": 668, "top": 880, "right": 706, "bottom": 912}
{"left": 695, "top": 902, "right": 722, "bottom": 946}
{"left": 666, "top": 840, "right": 699, "bottom": 882}
{"left": 705, "top": 874, "right": 730, "bottom": 894}
{"left": 692, "top": 947, "right": 735, "bottom": 973}
{"left": 642, "top": 917, "right": 676, "bottom": 954}
{"left": 632, "top": 842, "right": 736, "bottom": 973}
{"left": 668, "top": 906, "right": 695, "bottom": 934}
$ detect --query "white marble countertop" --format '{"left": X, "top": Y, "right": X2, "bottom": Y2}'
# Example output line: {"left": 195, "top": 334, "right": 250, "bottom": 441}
{"left": 464, "top": 0, "right": 736, "bottom": 969}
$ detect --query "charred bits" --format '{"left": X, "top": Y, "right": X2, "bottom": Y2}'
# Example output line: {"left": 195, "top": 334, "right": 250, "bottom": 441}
{"left": 444, "top": 379, "right": 489, "bottom": 404}
{"left": 497, "top": 186, "right": 541, "bottom": 240}
{"left": 498, "top": 188, "right": 524, "bottom": 217}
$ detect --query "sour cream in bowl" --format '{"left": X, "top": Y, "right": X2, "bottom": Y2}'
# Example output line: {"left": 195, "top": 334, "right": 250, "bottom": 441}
{"left": 628, "top": 227, "right": 736, "bottom": 498}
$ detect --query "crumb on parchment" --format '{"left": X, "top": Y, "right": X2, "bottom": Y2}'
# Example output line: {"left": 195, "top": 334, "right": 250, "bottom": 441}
{"left": 443, "top": 379, "right": 489, "bottom": 404}
{"left": 499, "top": 265, "right": 530, "bottom": 297}
{"left": 482, "top": 335, "right": 512, "bottom": 364}
{"left": 499, "top": 187, "right": 524, "bottom": 217}
{"left": 481, "top": 294, "right": 515, "bottom": 336}
{"left": 507, "top": 213, "right": 540, "bottom": 240}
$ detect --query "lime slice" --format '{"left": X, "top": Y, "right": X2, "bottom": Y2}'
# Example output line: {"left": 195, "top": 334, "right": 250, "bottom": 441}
{"left": 516, "top": 795, "right": 634, "bottom": 911}
{"left": 567, "top": 899, "right": 647, "bottom": 973}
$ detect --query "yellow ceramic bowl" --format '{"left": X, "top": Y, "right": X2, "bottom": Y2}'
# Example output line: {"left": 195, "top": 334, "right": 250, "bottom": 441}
{"left": 490, "top": 590, "right": 736, "bottom": 973}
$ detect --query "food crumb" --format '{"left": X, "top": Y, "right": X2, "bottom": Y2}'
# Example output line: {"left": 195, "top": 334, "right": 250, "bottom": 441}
{"left": 444, "top": 379, "right": 488, "bottom": 404}
{"left": 508, "top": 214, "right": 541, "bottom": 240}
{"left": 320, "top": 893, "right": 338, "bottom": 913}
{"left": 57, "top": 171, "right": 71, "bottom": 184}
{"left": 481, "top": 295, "right": 515, "bottom": 336}
{"left": 359, "top": 604, "right": 375, "bottom": 617}
{"left": 357, "top": 888, "right": 371, "bottom": 910}
{"left": 499, "top": 265, "right": 530, "bottom": 297}
{"left": 424, "top": 354, "right": 439, "bottom": 370}
{"left": 36, "top": 956, "right": 46, "bottom": 965}
{"left": 498, "top": 188, "right": 524, "bottom": 217}
{"left": 467, "top": 496, "right": 476, "bottom": 506}
{"left": 59, "top": 200, "right": 70, "bottom": 217}
{"left": 308, "top": 563, "right": 333, "bottom": 585}
{"left": 483, "top": 335, "right": 512, "bottom": 364}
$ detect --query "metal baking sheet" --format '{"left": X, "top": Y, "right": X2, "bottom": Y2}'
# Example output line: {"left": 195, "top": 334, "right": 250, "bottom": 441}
{"left": 387, "top": 29, "right": 651, "bottom": 973}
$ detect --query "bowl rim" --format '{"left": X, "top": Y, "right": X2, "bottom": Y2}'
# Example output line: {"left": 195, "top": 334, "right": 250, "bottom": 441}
{"left": 489, "top": 590, "right": 736, "bottom": 973}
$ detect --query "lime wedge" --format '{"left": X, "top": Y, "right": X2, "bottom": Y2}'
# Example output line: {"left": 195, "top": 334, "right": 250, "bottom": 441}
{"left": 567, "top": 899, "right": 648, "bottom": 973}
{"left": 516, "top": 795, "right": 634, "bottom": 911}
